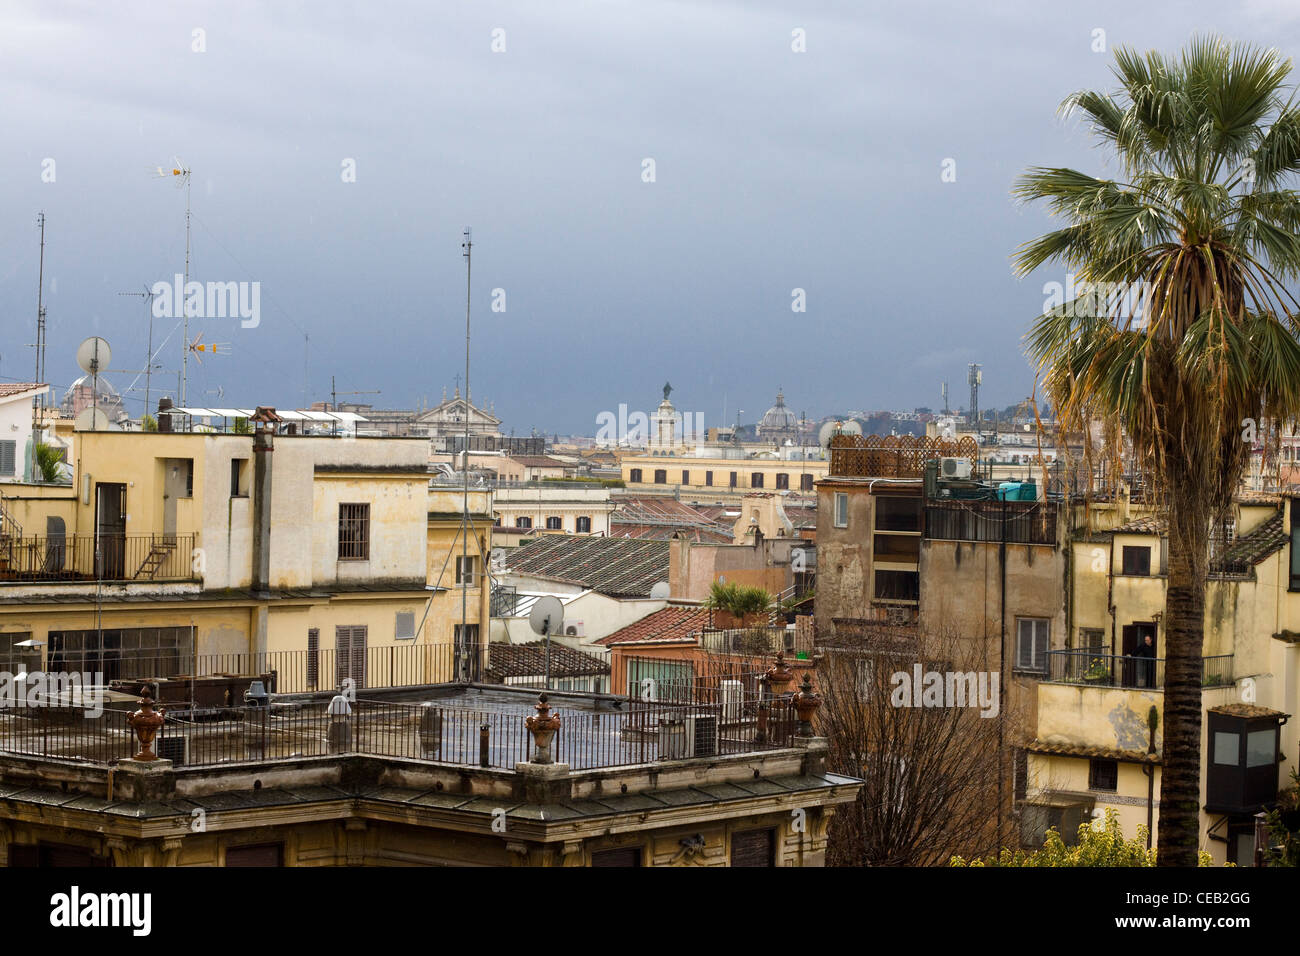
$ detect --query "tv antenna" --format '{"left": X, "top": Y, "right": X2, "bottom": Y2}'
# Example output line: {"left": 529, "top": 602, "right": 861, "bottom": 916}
{"left": 76, "top": 337, "right": 111, "bottom": 431}
{"left": 188, "top": 333, "right": 229, "bottom": 364}
{"left": 118, "top": 285, "right": 162, "bottom": 415}
{"left": 154, "top": 158, "right": 193, "bottom": 405}
{"left": 458, "top": 226, "right": 472, "bottom": 681}
{"left": 30, "top": 213, "right": 48, "bottom": 433}
{"left": 329, "top": 376, "right": 380, "bottom": 435}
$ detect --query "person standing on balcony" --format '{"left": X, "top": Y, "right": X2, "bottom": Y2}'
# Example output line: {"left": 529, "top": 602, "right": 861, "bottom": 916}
{"left": 1132, "top": 633, "right": 1157, "bottom": 689}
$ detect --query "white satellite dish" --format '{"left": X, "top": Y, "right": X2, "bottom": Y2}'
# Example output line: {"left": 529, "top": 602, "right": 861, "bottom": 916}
{"left": 76, "top": 337, "right": 111, "bottom": 375}
{"left": 819, "top": 419, "right": 862, "bottom": 448}
{"left": 74, "top": 408, "right": 115, "bottom": 431}
{"left": 649, "top": 581, "right": 670, "bottom": 599}
{"left": 528, "top": 595, "right": 565, "bottom": 637}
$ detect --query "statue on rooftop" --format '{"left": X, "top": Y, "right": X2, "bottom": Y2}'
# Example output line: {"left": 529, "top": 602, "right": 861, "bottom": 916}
{"left": 663, "top": 381, "right": 673, "bottom": 401}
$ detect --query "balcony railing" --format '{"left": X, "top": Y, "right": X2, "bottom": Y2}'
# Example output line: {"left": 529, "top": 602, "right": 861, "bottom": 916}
{"left": 0, "top": 533, "right": 198, "bottom": 583}
{"left": 924, "top": 499, "right": 1057, "bottom": 545}
{"left": 698, "top": 626, "right": 813, "bottom": 660}
{"left": 1043, "top": 650, "right": 1234, "bottom": 690}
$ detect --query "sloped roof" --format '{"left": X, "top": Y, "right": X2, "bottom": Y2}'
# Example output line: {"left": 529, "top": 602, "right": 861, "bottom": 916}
{"left": 1213, "top": 511, "right": 1287, "bottom": 568}
{"left": 0, "top": 383, "right": 46, "bottom": 401}
{"left": 594, "top": 605, "right": 708, "bottom": 646}
{"left": 1208, "top": 702, "right": 1289, "bottom": 719}
{"left": 1113, "top": 515, "right": 1167, "bottom": 535}
{"left": 610, "top": 496, "right": 733, "bottom": 543}
{"left": 484, "top": 641, "right": 609, "bottom": 680}
{"left": 505, "top": 535, "right": 669, "bottom": 597}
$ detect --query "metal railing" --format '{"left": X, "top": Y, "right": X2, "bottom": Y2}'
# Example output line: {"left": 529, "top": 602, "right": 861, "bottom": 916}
{"left": 1043, "top": 650, "right": 1234, "bottom": 690}
{"left": 924, "top": 499, "right": 1057, "bottom": 545}
{"left": 0, "top": 533, "right": 197, "bottom": 583}
{"left": 698, "top": 626, "right": 813, "bottom": 659}
{"left": 0, "top": 694, "right": 801, "bottom": 772}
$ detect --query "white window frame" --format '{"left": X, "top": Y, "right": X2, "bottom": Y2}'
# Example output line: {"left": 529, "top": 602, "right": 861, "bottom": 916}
{"left": 834, "top": 493, "right": 849, "bottom": 528}
{"left": 1015, "top": 617, "right": 1050, "bottom": 673}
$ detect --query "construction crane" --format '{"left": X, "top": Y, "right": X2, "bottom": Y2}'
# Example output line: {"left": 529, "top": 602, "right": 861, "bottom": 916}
{"left": 153, "top": 159, "right": 193, "bottom": 405}
{"left": 329, "top": 376, "right": 380, "bottom": 436}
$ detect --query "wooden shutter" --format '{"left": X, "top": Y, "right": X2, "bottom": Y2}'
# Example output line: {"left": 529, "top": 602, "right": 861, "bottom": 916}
{"left": 731, "top": 828, "right": 775, "bottom": 867}
{"left": 226, "top": 842, "right": 284, "bottom": 867}
{"left": 307, "top": 628, "right": 319, "bottom": 690}
{"left": 7, "top": 844, "right": 39, "bottom": 867}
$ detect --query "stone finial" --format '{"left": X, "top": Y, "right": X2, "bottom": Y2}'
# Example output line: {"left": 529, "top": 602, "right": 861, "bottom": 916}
{"left": 126, "top": 690, "right": 166, "bottom": 761}
{"left": 793, "top": 672, "right": 821, "bottom": 736}
{"left": 524, "top": 693, "right": 562, "bottom": 764}
{"left": 762, "top": 651, "right": 795, "bottom": 696}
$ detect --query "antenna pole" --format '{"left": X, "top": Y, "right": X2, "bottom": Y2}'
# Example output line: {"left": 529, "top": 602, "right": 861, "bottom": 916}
{"left": 34, "top": 213, "right": 47, "bottom": 438}
{"left": 182, "top": 172, "right": 192, "bottom": 407}
{"left": 461, "top": 227, "right": 472, "bottom": 682}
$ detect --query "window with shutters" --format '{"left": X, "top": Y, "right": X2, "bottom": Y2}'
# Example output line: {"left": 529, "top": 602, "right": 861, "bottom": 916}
{"left": 335, "top": 625, "right": 367, "bottom": 690}
{"left": 801, "top": 473, "right": 814, "bottom": 491}
{"left": 751, "top": 472, "right": 764, "bottom": 489}
{"left": 545, "top": 516, "right": 562, "bottom": 530}
{"left": 1013, "top": 749, "right": 1028, "bottom": 802}
{"left": 730, "top": 827, "right": 776, "bottom": 867}
{"left": 456, "top": 555, "right": 476, "bottom": 586}
{"left": 629, "top": 468, "right": 642, "bottom": 483}
{"left": 776, "top": 473, "right": 789, "bottom": 490}
{"left": 1077, "top": 627, "right": 1106, "bottom": 656}
{"left": 516, "top": 516, "right": 532, "bottom": 529}
{"left": 0, "top": 441, "right": 16, "bottom": 477}
{"left": 653, "top": 469, "right": 667, "bottom": 484}
{"left": 729, "top": 471, "right": 738, "bottom": 488}
{"left": 705, "top": 471, "right": 713, "bottom": 486}
{"left": 576, "top": 516, "right": 591, "bottom": 533}
{"left": 307, "top": 628, "right": 319, "bottom": 690}
{"left": 1015, "top": 617, "right": 1050, "bottom": 674}
{"left": 225, "top": 842, "right": 284, "bottom": 866}
{"left": 681, "top": 470, "right": 690, "bottom": 485}
{"left": 590, "top": 846, "right": 642, "bottom": 867}
{"left": 338, "top": 503, "right": 370, "bottom": 560}
{"left": 1121, "top": 545, "right": 1152, "bottom": 576}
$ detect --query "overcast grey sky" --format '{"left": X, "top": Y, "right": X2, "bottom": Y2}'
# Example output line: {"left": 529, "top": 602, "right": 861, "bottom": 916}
{"left": 3, "top": 0, "right": 1300, "bottom": 434}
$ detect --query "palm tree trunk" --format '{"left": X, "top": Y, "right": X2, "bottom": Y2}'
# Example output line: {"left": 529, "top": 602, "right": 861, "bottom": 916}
{"left": 1157, "top": 491, "right": 1210, "bottom": 866}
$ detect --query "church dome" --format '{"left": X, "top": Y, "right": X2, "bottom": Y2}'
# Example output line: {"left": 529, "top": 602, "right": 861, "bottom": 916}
{"left": 759, "top": 391, "right": 797, "bottom": 432}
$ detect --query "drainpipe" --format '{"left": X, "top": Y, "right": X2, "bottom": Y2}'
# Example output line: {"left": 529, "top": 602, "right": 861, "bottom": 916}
{"left": 251, "top": 412, "right": 275, "bottom": 656}
{"left": 997, "top": 493, "right": 1007, "bottom": 845}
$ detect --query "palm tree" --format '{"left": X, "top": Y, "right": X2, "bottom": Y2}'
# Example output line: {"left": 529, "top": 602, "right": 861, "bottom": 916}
{"left": 1014, "top": 36, "right": 1300, "bottom": 866}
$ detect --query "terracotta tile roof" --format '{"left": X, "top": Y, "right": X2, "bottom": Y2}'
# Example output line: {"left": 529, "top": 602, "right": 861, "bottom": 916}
{"left": 484, "top": 641, "right": 609, "bottom": 680}
{"left": 1213, "top": 511, "right": 1287, "bottom": 569}
{"left": 1236, "top": 491, "right": 1282, "bottom": 505}
{"left": 504, "top": 535, "right": 669, "bottom": 597}
{"left": 594, "top": 605, "right": 709, "bottom": 646}
{"left": 1113, "top": 515, "right": 1167, "bottom": 535}
{"left": 610, "top": 496, "right": 733, "bottom": 543}
{"left": 1207, "top": 703, "right": 1290, "bottom": 719}
{"left": 0, "top": 383, "right": 44, "bottom": 399}
{"left": 1027, "top": 740, "right": 1160, "bottom": 763}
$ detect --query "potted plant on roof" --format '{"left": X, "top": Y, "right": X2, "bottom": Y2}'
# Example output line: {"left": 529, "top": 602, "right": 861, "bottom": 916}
{"left": 705, "top": 581, "right": 773, "bottom": 629}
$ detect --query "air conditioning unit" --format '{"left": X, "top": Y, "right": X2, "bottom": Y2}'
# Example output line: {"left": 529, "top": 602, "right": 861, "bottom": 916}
{"left": 564, "top": 621, "right": 585, "bottom": 638}
{"left": 683, "top": 714, "right": 719, "bottom": 757}
{"left": 940, "top": 456, "right": 972, "bottom": 479}
{"left": 720, "top": 680, "right": 743, "bottom": 723}
{"left": 637, "top": 677, "right": 658, "bottom": 702}
{"left": 659, "top": 717, "right": 687, "bottom": 759}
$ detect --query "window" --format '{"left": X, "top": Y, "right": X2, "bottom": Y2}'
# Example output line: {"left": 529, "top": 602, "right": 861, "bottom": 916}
{"left": 729, "top": 471, "right": 738, "bottom": 488}
{"left": 1121, "top": 545, "right": 1152, "bottom": 576}
{"left": 591, "top": 846, "right": 642, "bottom": 867}
{"left": 1077, "top": 628, "right": 1106, "bottom": 656}
{"left": 834, "top": 493, "right": 849, "bottom": 528}
{"left": 395, "top": 612, "right": 416, "bottom": 641}
{"left": 874, "top": 570, "right": 918, "bottom": 602}
{"left": 1015, "top": 618, "right": 1050, "bottom": 673}
{"left": 335, "top": 625, "right": 367, "bottom": 690}
{"left": 629, "top": 468, "right": 643, "bottom": 483}
{"left": 800, "top": 474, "right": 814, "bottom": 491}
{"left": 516, "top": 516, "right": 532, "bottom": 529}
{"left": 46, "top": 626, "right": 193, "bottom": 682}
{"left": 705, "top": 471, "right": 713, "bottom": 487}
{"left": 338, "top": 503, "right": 370, "bottom": 560}
{"left": 875, "top": 496, "right": 922, "bottom": 532}
{"left": 307, "top": 628, "right": 320, "bottom": 690}
{"left": 576, "top": 516, "right": 591, "bottom": 533}
{"left": 1291, "top": 504, "right": 1300, "bottom": 590}
{"left": 654, "top": 469, "right": 667, "bottom": 484}
{"left": 751, "top": 473, "right": 764, "bottom": 489}
{"left": 545, "top": 516, "right": 563, "bottom": 530}
{"left": 0, "top": 441, "right": 15, "bottom": 477}
{"left": 1247, "top": 729, "right": 1276, "bottom": 768}
{"left": 730, "top": 828, "right": 776, "bottom": 867}
{"left": 456, "top": 555, "right": 476, "bottom": 586}
{"left": 182, "top": 459, "right": 194, "bottom": 497}
{"left": 1089, "top": 758, "right": 1118, "bottom": 791}
{"left": 681, "top": 470, "right": 690, "bottom": 485}
{"left": 776, "top": 473, "right": 789, "bottom": 490}
{"left": 230, "top": 458, "right": 248, "bottom": 496}
{"left": 7, "top": 842, "right": 109, "bottom": 867}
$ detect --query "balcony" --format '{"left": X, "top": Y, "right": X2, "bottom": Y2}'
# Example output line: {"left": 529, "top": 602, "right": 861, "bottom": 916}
{"left": 0, "top": 533, "right": 198, "bottom": 584}
{"left": 829, "top": 434, "right": 977, "bottom": 479}
{"left": 1043, "top": 649, "right": 1234, "bottom": 690}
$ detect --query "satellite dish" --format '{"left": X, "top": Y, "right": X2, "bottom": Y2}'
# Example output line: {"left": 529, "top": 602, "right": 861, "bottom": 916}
{"left": 76, "top": 337, "right": 111, "bottom": 375}
{"left": 528, "top": 596, "right": 565, "bottom": 637}
{"left": 74, "top": 408, "right": 115, "bottom": 431}
{"left": 819, "top": 419, "right": 862, "bottom": 448}
{"left": 649, "top": 581, "right": 670, "bottom": 599}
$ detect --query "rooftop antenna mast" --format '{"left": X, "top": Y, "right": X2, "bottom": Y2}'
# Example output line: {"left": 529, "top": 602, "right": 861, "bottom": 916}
{"left": 32, "top": 213, "right": 47, "bottom": 434}
{"left": 118, "top": 286, "right": 160, "bottom": 416}
{"left": 941, "top": 380, "right": 950, "bottom": 416}
{"left": 968, "top": 363, "right": 982, "bottom": 437}
{"left": 154, "top": 159, "right": 192, "bottom": 405}
{"left": 459, "top": 226, "right": 472, "bottom": 682}
{"left": 328, "top": 376, "right": 380, "bottom": 435}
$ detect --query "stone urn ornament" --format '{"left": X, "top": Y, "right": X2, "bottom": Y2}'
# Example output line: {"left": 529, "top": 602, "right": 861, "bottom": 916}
{"left": 525, "top": 693, "right": 561, "bottom": 764}
{"left": 762, "top": 651, "right": 795, "bottom": 697}
{"left": 126, "top": 690, "right": 166, "bottom": 761}
{"left": 793, "top": 672, "right": 822, "bottom": 736}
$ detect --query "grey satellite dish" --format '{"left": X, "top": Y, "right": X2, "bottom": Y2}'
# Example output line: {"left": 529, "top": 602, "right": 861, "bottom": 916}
{"left": 74, "top": 408, "right": 115, "bottom": 431}
{"left": 76, "top": 337, "right": 111, "bottom": 374}
{"left": 820, "top": 419, "right": 861, "bottom": 448}
{"left": 528, "top": 595, "right": 565, "bottom": 637}
{"left": 649, "top": 581, "right": 670, "bottom": 599}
